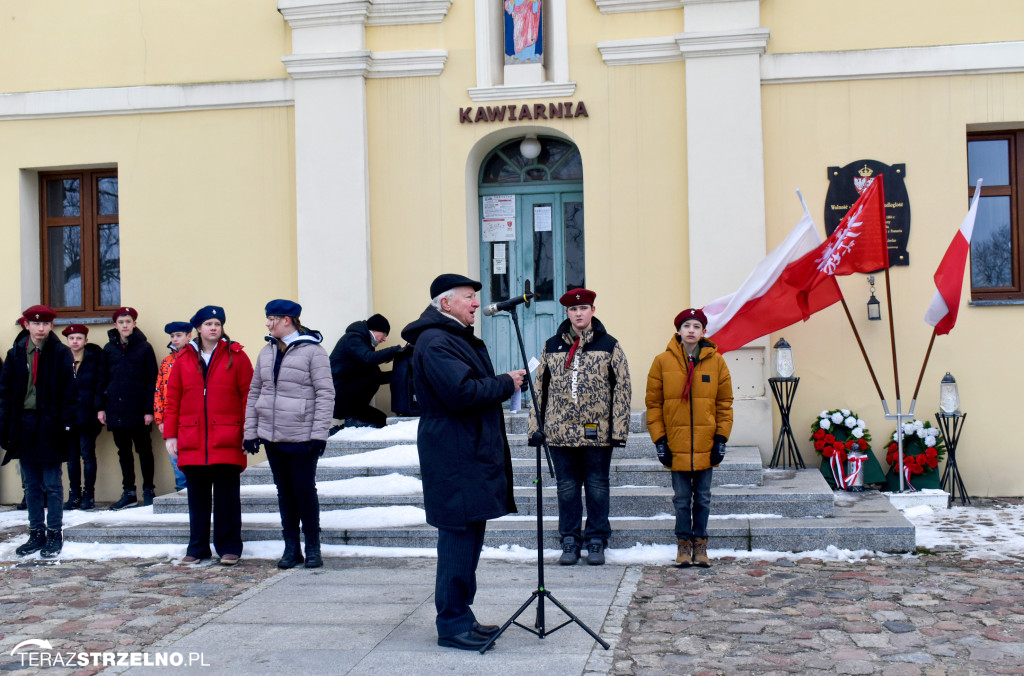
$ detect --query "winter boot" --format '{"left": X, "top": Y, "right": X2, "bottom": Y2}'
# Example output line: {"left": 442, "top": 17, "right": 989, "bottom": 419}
{"left": 64, "top": 489, "right": 81, "bottom": 511}
{"left": 586, "top": 540, "right": 605, "bottom": 566}
{"left": 675, "top": 539, "right": 692, "bottom": 567}
{"left": 692, "top": 538, "right": 710, "bottom": 568}
{"left": 16, "top": 529, "right": 47, "bottom": 556}
{"left": 558, "top": 536, "right": 580, "bottom": 566}
{"left": 109, "top": 490, "right": 137, "bottom": 510}
{"left": 142, "top": 488, "right": 156, "bottom": 507}
{"left": 79, "top": 491, "right": 95, "bottom": 511}
{"left": 40, "top": 529, "right": 63, "bottom": 559}
{"left": 277, "top": 533, "right": 305, "bottom": 569}
{"left": 17, "top": 494, "right": 27, "bottom": 510}
{"left": 304, "top": 530, "right": 323, "bottom": 569}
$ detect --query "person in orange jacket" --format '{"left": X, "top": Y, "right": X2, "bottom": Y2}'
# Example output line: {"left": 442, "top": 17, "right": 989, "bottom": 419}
{"left": 154, "top": 321, "right": 193, "bottom": 492}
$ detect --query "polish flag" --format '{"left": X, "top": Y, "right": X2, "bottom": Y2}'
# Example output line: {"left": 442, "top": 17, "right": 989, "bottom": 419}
{"left": 705, "top": 203, "right": 843, "bottom": 354}
{"left": 924, "top": 180, "right": 983, "bottom": 335}
{"left": 782, "top": 176, "right": 890, "bottom": 318}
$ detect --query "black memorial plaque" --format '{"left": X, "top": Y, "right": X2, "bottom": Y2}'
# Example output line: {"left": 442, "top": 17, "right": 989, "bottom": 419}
{"left": 825, "top": 160, "right": 910, "bottom": 266}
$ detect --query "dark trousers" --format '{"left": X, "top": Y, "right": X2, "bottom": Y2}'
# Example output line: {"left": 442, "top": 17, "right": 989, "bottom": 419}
{"left": 111, "top": 426, "right": 155, "bottom": 491}
{"left": 435, "top": 521, "right": 486, "bottom": 638}
{"left": 549, "top": 446, "right": 613, "bottom": 544}
{"left": 19, "top": 411, "right": 64, "bottom": 530}
{"left": 671, "top": 469, "right": 713, "bottom": 541}
{"left": 181, "top": 464, "right": 243, "bottom": 558}
{"left": 265, "top": 444, "right": 320, "bottom": 540}
{"left": 66, "top": 425, "right": 100, "bottom": 494}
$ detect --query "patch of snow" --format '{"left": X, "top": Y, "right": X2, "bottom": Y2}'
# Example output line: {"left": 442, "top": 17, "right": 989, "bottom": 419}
{"left": 330, "top": 419, "right": 418, "bottom": 441}
{"left": 319, "top": 445, "right": 420, "bottom": 468}
{"left": 241, "top": 474, "right": 422, "bottom": 497}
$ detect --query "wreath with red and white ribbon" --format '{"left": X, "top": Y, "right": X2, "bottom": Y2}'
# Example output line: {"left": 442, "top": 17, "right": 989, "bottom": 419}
{"left": 884, "top": 419, "right": 946, "bottom": 490}
{"left": 810, "top": 409, "right": 873, "bottom": 490}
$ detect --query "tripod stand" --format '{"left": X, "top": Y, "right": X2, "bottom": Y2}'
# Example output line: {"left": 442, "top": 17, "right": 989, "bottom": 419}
{"left": 480, "top": 305, "right": 610, "bottom": 653}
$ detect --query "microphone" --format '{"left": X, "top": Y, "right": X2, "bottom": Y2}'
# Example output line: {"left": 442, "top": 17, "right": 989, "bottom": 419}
{"left": 482, "top": 293, "right": 534, "bottom": 316}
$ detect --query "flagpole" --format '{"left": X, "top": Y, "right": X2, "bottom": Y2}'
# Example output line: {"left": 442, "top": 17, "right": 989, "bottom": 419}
{"left": 883, "top": 264, "right": 900, "bottom": 402}
{"left": 838, "top": 296, "right": 886, "bottom": 403}
{"left": 911, "top": 327, "right": 938, "bottom": 404}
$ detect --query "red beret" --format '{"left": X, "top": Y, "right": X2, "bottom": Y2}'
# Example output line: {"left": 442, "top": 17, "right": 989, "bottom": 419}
{"left": 559, "top": 288, "right": 596, "bottom": 307}
{"left": 16, "top": 317, "right": 27, "bottom": 329}
{"left": 61, "top": 324, "right": 89, "bottom": 337}
{"left": 22, "top": 305, "right": 57, "bottom": 323}
{"left": 674, "top": 308, "right": 708, "bottom": 330}
{"left": 112, "top": 307, "right": 138, "bottom": 322}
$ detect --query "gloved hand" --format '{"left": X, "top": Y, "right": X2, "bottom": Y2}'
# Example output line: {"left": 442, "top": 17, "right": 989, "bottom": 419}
{"left": 528, "top": 432, "right": 545, "bottom": 448}
{"left": 611, "top": 439, "right": 626, "bottom": 448}
{"left": 243, "top": 438, "right": 261, "bottom": 455}
{"left": 655, "top": 436, "right": 672, "bottom": 468}
{"left": 310, "top": 439, "right": 327, "bottom": 456}
{"left": 710, "top": 435, "right": 727, "bottom": 465}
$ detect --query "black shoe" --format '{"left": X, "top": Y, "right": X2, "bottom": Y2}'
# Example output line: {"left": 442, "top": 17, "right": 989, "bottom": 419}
{"left": 558, "top": 537, "right": 580, "bottom": 566}
{"left": 472, "top": 622, "right": 500, "bottom": 637}
{"left": 586, "top": 540, "right": 606, "bottom": 566}
{"left": 17, "top": 495, "right": 27, "bottom": 510}
{"left": 277, "top": 535, "right": 305, "bottom": 569}
{"left": 304, "top": 532, "right": 323, "bottom": 568}
{"left": 16, "top": 529, "right": 47, "bottom": 556}
{"left": 328, "top": 425, "right": 343, "bottom": 437}
{"left": 40, "top": 529, "right": 63, "bottom": 559}
{"left": 438, "top": 630, "right": 490, "bottom": 650}
{"left": 79, "top": 491, "right": 95, "bottom": 511}
{"left": 64, "top": 490, "right": 81, "bottom": 511}
{"left": 344, "top": 418, "right": 374, "bottom": 429}
{"left": 109, "top": 490, "right": 137, "bottom": 510}
{"left": 142, "top": 488, "right": 156, "bottom": 507}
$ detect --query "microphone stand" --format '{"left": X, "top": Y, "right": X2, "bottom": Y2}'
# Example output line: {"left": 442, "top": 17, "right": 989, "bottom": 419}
{"left": 480, "top": 300, "right": 609, "bottom": 653}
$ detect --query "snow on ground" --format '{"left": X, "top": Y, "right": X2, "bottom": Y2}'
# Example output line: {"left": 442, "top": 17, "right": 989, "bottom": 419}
{"left": 903, "top": 501, "right": 1024, "bottom": 560}
{"left": 319, "top": 445, "right": 420, "bottom": 468}
{"left": 242, "top": 474, "right": 422, "bottom": 496}
{"left": 330, "top": 420, "right": 418, "bottom": 442}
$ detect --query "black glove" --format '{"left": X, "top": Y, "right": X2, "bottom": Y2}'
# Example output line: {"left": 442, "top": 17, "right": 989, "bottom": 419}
{"left": 528, "top": 431, "right": 545, "bottom": 448}
{"left": 655, "top": 436, "right": 672, "bottom": 468}
{"left": 710, "top": 435, "right": 727, "bottom": 465}
{"left": 243, "top": 438, "right": 261, "bottom": 455}
{"left": 611, "top": 439, "right": 626, "bottom": 448}
{"left": 310, "top": 439, "right": 327, "bottom": 456}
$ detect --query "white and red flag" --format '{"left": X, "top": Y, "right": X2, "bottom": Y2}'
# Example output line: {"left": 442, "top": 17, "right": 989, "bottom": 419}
{"left": 782, "top": 176, "right": 890, "bottom": 317}
{"left": 705, "top": 201, "right": 843, "bottom": 354}
{"left": 924, "top": 180, "right": 983, "bottom": 335}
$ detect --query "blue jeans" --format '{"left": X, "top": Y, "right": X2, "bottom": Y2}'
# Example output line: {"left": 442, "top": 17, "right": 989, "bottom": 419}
{"left": 549, "top": 446, "right": 612, "bottom": 544}
{"left": 22, "top": 461, "right": 64, "bottom": 531}
{"left": 671, "top": 469, "right": 713, "bottom": 541}
{"left": 169, "top": 452, "right": 187, "bottom": 492}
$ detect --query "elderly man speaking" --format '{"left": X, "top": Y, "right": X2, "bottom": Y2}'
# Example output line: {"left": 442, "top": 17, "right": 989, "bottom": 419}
{"left": 401, "top": 273, "right": 526, "bottom": 651}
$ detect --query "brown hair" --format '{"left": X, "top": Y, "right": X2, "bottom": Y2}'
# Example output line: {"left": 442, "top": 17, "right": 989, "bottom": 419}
{"left": 195, "top": 332, "right": 234, "bottom": 375}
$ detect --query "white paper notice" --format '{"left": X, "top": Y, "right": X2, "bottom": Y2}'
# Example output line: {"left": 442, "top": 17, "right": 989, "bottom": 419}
{"left": 528, "top": 356, "right": 540, "bottom": 373}
{"left": 510, "top": 387, "right": 521, "bottom": 412}
{"left": 483, "top": 195, "right": 516, "bottom": 219}
{"left": 482, "top": 217, "right": 516, "bottom": 242}
{"left": 493, "top": 258, "right": 507, "bottom": 274}
{"left": 493, "top": 243, "right": 506, "bottom": 259}
{"left": 533, "top": 206, "right": 552, "bottom": 232}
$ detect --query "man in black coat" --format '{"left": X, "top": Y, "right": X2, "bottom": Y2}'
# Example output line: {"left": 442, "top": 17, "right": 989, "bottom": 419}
{"left": 97, "top": 307, "right": 158, "bottom": 509}
{"left": 329, "top": 314, "right": 402, "bottom": 428}
{"left": 61, "top": 324, "right": 104, "bottom": 510}
{"left": 401, "top": 273, "right": 525, "bottom": 651}
{"left": 0, "top": 305, "right": 79, "bottom": 558}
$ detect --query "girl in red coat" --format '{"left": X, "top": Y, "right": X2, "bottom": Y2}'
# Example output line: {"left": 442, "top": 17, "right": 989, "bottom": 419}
{"left": 163, "top": 306, "right": 254, "bottom": 565}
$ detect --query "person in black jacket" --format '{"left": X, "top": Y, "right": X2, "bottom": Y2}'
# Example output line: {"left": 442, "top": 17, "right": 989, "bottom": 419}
{"left": 11, "top": 317, "right": 29, "bottom": 510}
{"left": 401, "top": 274, "right": 525, "bottom": 651}
{"left": 330, "top": 314, "right": 402, "bottom": 429}
{"left": 61, "top": 324, "right": 104, "bottom": 510}
{"left": 97, "top": 307, "right": 158, "bottom": 510}
{"left": 0, "top": 305, "right": 79, "bottom": 558}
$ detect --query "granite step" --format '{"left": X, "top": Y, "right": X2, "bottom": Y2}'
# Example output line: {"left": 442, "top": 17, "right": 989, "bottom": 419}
{"left": 63, "top": 490, "right": 914, "bottom": 553}
{"left": 152, "top": 468, "right": 830, "bottom": 517}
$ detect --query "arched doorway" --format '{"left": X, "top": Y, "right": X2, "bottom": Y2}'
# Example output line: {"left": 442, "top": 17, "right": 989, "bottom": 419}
{"left": 478, "top": 135, "right": 584, "bottom": 375}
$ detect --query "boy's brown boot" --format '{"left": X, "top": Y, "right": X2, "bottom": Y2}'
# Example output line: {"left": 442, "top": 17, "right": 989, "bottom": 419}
{"left": 693, "top": 537, "right": 710, "bottom": 568}
{"left": 675, "top": 539, "right": 692, "bottom": 566}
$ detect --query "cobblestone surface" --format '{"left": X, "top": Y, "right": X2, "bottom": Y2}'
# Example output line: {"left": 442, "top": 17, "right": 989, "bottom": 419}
{"left": 609, "top": 552, "right": 1024, "bottom": 675}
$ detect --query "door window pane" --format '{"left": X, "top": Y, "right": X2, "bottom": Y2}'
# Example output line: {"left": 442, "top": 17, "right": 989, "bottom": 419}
{"left": 970, "top": 196, "right": 1013, "bottom": 288}
{"left": 564, "top": 201, "right": 585, "bottom": 290}
{"left": 98, "top": 177, "right": 119, "bottom": 215}
{"left": 533, "top": 206, "right": 554, "bottom": 300}
{"left": 968, "top": 140, "right": 1010, "bottom": 186}
{"left": 98, "top": 224, "right": 121, "bottom": 306}
{"left": 552, "top": 149, "right": 583, "bottom": 181}
{"left": 47, "top": 226, "right": 82, "bottom": 307}
{"left": 490, "top": 242, "right": 510, "bottom": 302}
{"left": 46, "top": 179, "right": 81, "bottom": 217}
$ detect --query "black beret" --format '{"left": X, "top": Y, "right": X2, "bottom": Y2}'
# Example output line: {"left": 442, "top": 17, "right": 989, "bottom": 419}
{"left": 265, "top": 299, "right": 302, "bottom": 318}
{"left": 165, "top": 321, "right": 192, "bottom": 334}
{"left": 430, "top": 273, "right": 482, "bottom": 299}
{"left": 190, "top": 305, "right": 226, "bottom": 328}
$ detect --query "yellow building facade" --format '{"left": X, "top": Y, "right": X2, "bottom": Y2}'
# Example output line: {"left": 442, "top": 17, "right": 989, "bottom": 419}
{"left": 1, "top": 0, "right": 1022, "bottom": 501}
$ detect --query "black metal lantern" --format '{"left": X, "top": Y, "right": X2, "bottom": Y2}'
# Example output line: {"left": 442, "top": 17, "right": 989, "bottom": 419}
{"left": 867, "top": 275, "right": 881, "bottom": 321}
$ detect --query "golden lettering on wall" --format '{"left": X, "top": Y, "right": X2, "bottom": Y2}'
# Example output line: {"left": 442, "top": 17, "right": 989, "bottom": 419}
{"left": 459, "top": 101, "right": 589, "bottom": 124}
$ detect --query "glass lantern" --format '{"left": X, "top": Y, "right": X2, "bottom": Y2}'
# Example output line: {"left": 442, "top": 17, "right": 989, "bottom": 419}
{"left": 772, "top": 337, "right": 795, "bottom": 378}
{"left": 867, "top": 276, "right": 881, "bottom": 321}
{"left": 939, "top": 372, "right": 960, "bottom": 414}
